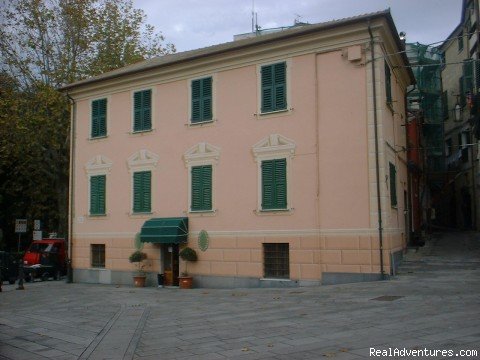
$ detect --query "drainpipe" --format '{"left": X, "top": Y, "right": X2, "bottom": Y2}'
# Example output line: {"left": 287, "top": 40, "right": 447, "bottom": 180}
{"left": 66, "top": 93, "right": 75, "bottom": 283}
{"left": 368, "top": 22, "right": 385, "bottom": 280}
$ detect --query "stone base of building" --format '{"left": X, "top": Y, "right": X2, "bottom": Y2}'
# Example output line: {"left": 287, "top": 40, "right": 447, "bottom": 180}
{"left": 74, "top": 268, "right": 158, "bottom": 287}
{"left": 321, "top": 272, "right": 389, "bottom": 285}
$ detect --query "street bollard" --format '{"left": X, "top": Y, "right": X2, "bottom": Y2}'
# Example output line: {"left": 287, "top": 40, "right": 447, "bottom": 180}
{"left": 16, "top": 261, "right": 25, "bottom": 290}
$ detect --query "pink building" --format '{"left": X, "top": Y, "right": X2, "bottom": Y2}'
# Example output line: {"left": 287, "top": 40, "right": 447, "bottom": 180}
{"left": 62, "top": 10, "right": 414, "bottom": 287}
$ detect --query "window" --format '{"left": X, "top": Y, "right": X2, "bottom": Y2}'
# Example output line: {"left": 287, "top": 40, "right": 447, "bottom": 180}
{"left": 445, "top": 138, "right": 453, "bottom": 157}
{"left": 458, "top": 31, "right": 464, "bottom": 52}
{"left": 389, "top": 162, "right": 397, "bottom": 207}
{"left": 460, "top": 76, "right": 466, "bottom": 108}
{"left": 91, "top": 98, "right": 107, "bottom": 138}
{"left": 133, "top": 171, "right": 151, "bottom": 213}
{"left": 442, "top": 91, "right": 449, "bottom": 120}
{"left": 90, "top": 175, "right": 106, "bottom": 215}
{"left": 385, "top": 62, "right": 392, "bottom": 105}
{"left": 191, "top": 165, "right": 212, "bottom": 211}
{"left": 261, "top": 159, "right": 287, "bottom": 210}
{"left": 460, "top": 131, "right": 470, "bottom": 163}
{"left": 463, "top": 60, "right": 474, "bottom": 93}
{"left": 191, "top": 77, "right": 212, "bottom": 123}
{"left": 261, "top": 62, "right": 287, "bottom": 113}
{"left": 133, "top": 89, "right": 152, "bottom": 132}
{"left": 91, "top": 244, "right": 105, "bottom": 268}
{"left": 263, "top": 243, "right": 289, "bottom": 279}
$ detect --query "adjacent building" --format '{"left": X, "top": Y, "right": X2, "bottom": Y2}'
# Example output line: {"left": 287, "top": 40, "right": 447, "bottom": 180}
{"left": 438, "top": 0, "right": 480, "bottom": 230}
{"left": 62, "top": 10, "right": 414, "bottom": 287}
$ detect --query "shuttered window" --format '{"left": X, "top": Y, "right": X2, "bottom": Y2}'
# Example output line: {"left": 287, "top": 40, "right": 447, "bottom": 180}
{"left": 463, "top": 60, "right": 474, "bottom": 93}
{"left": 191, "top": 165, "right": 212, "bottom": 211}
{"left": 385, "top": 63, "right": 392, "bottom": 105}
{"left": 133, "top": 171, "right": 151, "bottom": 213}
{"left": 261, "top": 159, "right": 287, "bottom": 210}
{"left": 133, "top": 90, "right": 152, "bottom": 132}
{"left": 91, "top": 99, "right": 107, "bottom": 138}
{"left": 191, "top": 77, "right": 212, "bottom": 123}
{"left": 389, "top": 162, "right": 397, "bottom": 207}
{"left": 261, "top": 62, "right": 286, "bottom": 113}
{"left": 90, "top": 175, "right": 106, "bottom": 215}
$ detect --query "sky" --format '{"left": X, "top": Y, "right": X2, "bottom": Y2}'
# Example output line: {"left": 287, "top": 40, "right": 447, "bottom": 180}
{"left": 132, "top": 0, "right": 463, "bottom": 53}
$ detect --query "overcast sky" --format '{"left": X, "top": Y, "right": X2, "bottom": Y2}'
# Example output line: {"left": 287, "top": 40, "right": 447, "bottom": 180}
{"left": 132, "top": 0, "right": 462, "bottom": 52}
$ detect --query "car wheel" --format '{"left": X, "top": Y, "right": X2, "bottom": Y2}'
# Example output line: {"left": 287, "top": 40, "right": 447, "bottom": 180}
{"left": 41, "top": 273, "right": 49, "bottom": 281}
{"left": 8, "top": 278, "right": 15, "bottom": 285}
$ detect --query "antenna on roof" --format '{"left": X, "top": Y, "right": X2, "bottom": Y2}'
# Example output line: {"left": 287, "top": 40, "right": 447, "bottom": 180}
{"left": 251, "top": 0, "right": 260, "bottom": 34}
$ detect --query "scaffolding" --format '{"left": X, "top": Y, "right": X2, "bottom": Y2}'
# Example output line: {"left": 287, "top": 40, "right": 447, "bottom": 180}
{"left": 406, "top": 42, "right": 445, "bottom": 175}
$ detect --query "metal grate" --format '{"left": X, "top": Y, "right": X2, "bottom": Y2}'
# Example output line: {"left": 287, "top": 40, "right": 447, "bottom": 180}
{"left": 91, "top": 244, "right": 105, "bottom": 268}
{"left": 263, "top": 243, "right": 289, "bottom": 279}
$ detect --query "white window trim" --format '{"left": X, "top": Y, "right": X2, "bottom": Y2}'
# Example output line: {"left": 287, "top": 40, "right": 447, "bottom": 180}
{"left": 85, "top": 155, "right": 112, "bottom": 217}
{"left": 256, "top": 59, "right": 292, "bottom": 117}
{"left": 131, "top": 87, "right": 156, "bottom": 133}
{"left": 183, "top": 142, "right": 220, "bottom": 213}
{"left": 127, "top": 149, "right": 159, "bottom": 215}
{"left": 187, "top": 74, "right": 217, "bottom": 125}
{"left": 89, "top": 96, "right": 110, "bottom": 140}
{"left": 252, "top": 134, "right": 296, "bottom": 213}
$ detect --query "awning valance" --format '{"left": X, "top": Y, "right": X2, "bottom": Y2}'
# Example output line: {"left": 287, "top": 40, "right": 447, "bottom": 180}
{"left": 140, "top": 217, "right": 188, "bottom": 244}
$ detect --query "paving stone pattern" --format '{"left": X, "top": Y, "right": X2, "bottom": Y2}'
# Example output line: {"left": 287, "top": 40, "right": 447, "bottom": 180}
{"left": 1, "top": 231, "right": 479, "bottom": 359}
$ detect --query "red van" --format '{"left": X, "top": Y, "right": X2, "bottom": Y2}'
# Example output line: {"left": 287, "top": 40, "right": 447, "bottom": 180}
{"left": 23, "top": 238, "right": 67, "bottom": 279}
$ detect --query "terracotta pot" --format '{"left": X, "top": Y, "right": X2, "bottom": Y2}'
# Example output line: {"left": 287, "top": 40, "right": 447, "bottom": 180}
{"left": 178, "top": 276, "right": 193, "bottom": 289}
{"left": 133, "top": 275, "right": 146, "bottom": 287}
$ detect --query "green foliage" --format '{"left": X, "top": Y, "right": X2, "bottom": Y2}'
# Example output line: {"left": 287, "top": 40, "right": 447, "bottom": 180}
{"left": 129, "top": 250, "right": 147, "bottom": 263}
{"left": 179, "top": 247, "right": 198, "bottom": 262}
{"left": 0, "top": 0, "right": 175, "bottom": 249}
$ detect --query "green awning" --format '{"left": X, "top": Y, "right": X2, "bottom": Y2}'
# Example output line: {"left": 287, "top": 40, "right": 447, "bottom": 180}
{"left": 140, "top": 217, "right": 188, "bottom": 244}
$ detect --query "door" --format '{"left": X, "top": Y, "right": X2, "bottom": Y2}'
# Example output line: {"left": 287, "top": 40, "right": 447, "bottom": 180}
{"left": 162, "top": 244, "right": 179, "bottom": 286}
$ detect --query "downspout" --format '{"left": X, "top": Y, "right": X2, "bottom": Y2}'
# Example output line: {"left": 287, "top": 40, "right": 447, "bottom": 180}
{"left": 66, "top": 93, "right": 75, "bottom": 283}
{"left": 368, "top": 22, "right": 385, "bottom": 280}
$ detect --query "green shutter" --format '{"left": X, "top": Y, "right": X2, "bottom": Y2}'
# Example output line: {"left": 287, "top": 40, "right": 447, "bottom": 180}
{"left": 90, "top": 175, "right": 106, "bottom": 215}
{"left": 463, "top": 60, "right": 473, "bottom": 93}
{"left": 262, "top": 159, "right": 287, "bottom": 210}
{"left": 133, "top": 90, "right": 152, "bottom": 132}
{"left": 389, "top": 163, "right": 397, "bottom": 207}
{"left": 133, "top": 171, "right": 151, "bottom": 213}
{"left": 191, "top": 77, "right": 212, "bottom": 123}
{"left": 385, "top": 63, "right": 392, "bottom": 104}
{"left": 274, "top": 63, "right": 286, "bottom": 110}
{"left": 91, "top": 99, "right": 107, "bottom": 138}
{"left": 261, "top": 62, "right": 286, "bottom": 113}
{"left": 191, "top": 165, "right": 212, "bottom": 211}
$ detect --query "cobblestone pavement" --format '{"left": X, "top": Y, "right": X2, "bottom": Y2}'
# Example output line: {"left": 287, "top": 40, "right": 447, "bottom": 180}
{"left": 1, "top": 232, "right": 479, "bottom": 359}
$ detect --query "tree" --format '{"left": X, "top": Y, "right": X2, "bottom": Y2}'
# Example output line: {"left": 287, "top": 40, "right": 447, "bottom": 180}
{"left": 0, "top": 0, "right": 175, "bottom": 249}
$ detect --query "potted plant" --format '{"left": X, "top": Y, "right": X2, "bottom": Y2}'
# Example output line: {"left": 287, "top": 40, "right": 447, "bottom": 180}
{"left": 129, "top": 250, "right": 148, "bottom": 287}
{"left": 178, "top": 246, "right": 197, "bottom": 289}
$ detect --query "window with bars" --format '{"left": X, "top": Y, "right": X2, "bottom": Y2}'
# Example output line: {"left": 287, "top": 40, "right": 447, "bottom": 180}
{"left": 91, "top": 98, "right": 107, "bottom": 138}
{"left": 263, "top": 243, "right": 289, "bottom": 279}
{"left": 90, "top": 175, "right": 106, "bottom": 215}
{"left": 133, "top": 171, "right": 151, "bottom": 213}
{"left": 389, "top": 162, "right": 397, "bottom": 208}
{"left": 261, "top": 62, "right": 287, "bottom": 113}
{"left": 191, "top": 77, "right": 212, "bottom": 123}
{"left": 133, "top": 89, "right": 152, "bottom": 132}
{"left": 91, "top": 244, "right": 105, "bottom": 268}
{"left": 191, "top": 165, "right": 212, "bottom": 211}
{"left": 261, "top": 159, "right": 287, "bottom": 210}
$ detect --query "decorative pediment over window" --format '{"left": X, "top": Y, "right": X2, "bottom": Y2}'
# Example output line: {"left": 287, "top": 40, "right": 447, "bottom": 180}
{"left": 85, "top": 155, "right": 113, "bottom": 175}
{"left": 252, "top": 134, "right": 296, "bottom": 160}
{"left": 183, "top": 142, "right": 221, "bottom": 166}
{"left": 127, "top": 149, "right": 159, "bottom": 172}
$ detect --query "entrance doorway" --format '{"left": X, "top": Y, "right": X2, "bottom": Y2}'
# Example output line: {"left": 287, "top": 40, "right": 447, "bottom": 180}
{"left": 162, "top": 244, "right": 179, "bottom": 286}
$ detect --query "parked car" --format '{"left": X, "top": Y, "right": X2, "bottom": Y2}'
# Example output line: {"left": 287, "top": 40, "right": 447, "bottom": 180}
{"left": 0, "top": 251, "right": 19, "bottom": 284}
{"left": 23, "top": 238, "right": 67, "bottom": 281}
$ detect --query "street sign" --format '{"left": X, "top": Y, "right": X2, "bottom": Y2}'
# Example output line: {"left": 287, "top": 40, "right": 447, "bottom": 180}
{"left": 15, "top": 219, "right": 27, "bottom": 233}
{"left": 34, "top": 220, "right": 41, "bottom": 230}
{"left": 33, "top": 231, "right": 42, "bottom": 240}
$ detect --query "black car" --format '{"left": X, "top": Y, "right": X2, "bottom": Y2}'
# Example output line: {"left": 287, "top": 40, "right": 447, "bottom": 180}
{"left": 0, "top": 251, "right": 19, "bottom": 284}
